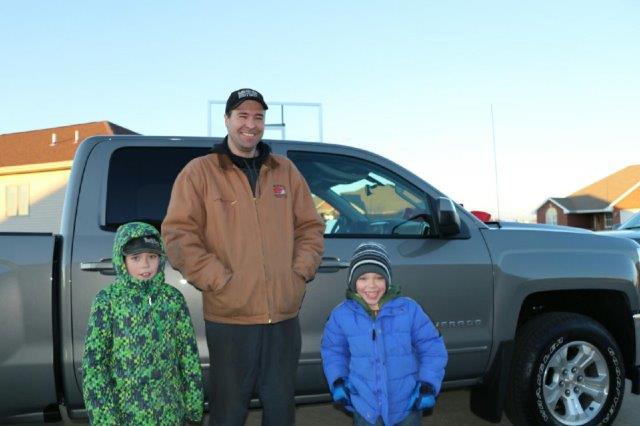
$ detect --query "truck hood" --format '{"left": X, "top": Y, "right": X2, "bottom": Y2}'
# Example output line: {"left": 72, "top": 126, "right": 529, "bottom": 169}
{"left": 597, "top": 229, "right": 640, "bottom": 244}
{"left": 487, "top": 221, "right": 593, "bottom": 234}
{"left": 479, "top": 220, "right": 640, "bottom": 298}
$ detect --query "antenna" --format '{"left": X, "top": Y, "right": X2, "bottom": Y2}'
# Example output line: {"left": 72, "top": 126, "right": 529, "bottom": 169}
{"left": 491, "top": 105, "right": 501, "bottom": 220}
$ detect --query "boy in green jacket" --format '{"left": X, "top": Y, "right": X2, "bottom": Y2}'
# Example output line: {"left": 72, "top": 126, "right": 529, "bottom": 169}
{"left": 82, "top": 222, "right": 203, "bottom": 425}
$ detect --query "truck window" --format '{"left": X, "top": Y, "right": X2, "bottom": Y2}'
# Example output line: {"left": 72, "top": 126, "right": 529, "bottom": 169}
{"left": 105, "top": 147, "right": 209, "bottom": 230}
{"left": 289, "top": 151, "right": 434, "bottom": 238}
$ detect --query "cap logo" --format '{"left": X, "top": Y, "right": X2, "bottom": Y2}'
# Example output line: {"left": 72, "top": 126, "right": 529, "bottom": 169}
{"left": 237, "top": 89, "right": 260, "bottom": 99}
{"left": 143, "top": 236, "right": 159, "bottom": 246}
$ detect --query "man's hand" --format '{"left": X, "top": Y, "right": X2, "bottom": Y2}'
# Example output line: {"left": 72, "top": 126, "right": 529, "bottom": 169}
{"left": 331, "top": 378, "right": 352, "bottom": 408}
{"left": 407, "top": 382, "right": 436, "bottom": 411}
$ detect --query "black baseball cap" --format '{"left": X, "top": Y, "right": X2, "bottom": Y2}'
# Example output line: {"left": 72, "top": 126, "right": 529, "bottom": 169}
{"left": 122, "top": 235, "right": 163, "bottom": 256}
{"left": 225, "top": 88, "right": 268, "bottom": 114}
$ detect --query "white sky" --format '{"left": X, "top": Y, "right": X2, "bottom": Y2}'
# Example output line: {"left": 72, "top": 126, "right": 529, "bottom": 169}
{"left": 1, "top": 1, "right": 639, "bottom": 221}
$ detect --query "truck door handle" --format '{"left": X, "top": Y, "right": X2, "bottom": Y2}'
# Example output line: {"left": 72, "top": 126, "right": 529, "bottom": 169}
{"left": 80, "top": 259, "right": 115, "bottom": 275}
{"left": 318, "top": 257, "right": 349, "bottom": 273}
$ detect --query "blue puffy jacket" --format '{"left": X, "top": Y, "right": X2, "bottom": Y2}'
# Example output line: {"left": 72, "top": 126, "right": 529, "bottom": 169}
{"left": 321, "top": 288, "right": 447, "bottom": 425}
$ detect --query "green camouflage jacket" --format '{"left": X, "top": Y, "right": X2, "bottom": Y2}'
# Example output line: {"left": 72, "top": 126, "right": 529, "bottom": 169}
{"left": 82, "top": 222, "right": 203, "bottom": 425}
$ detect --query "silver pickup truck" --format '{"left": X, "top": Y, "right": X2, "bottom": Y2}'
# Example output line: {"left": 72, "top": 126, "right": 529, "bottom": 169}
{"left": 2, "top": 135, "right": 640, "bottom": 426}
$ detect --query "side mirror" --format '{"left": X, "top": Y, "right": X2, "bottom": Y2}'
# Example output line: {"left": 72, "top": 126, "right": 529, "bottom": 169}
{"left": 437, "top": 197, "right": 461, "bottom": 236}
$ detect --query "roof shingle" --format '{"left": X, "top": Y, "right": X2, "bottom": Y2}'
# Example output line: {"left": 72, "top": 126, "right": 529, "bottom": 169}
{"left": 0, "top": 121, "right": 137, "bottom": 168}
{"left": 571, "top": 165, "right": 640, "bottom": 204}
{"left": 540, "top": 165, "right": 640, "bottom": 213}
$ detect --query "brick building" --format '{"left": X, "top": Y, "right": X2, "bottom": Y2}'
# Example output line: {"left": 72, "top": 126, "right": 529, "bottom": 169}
{"left": 536, "top": 165, "right": 640, "bottom": 231}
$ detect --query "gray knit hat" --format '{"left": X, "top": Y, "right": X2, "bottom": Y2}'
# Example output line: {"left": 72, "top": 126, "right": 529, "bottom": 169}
{"left": 348, "top": 242, "right": 392, "bottom": 291}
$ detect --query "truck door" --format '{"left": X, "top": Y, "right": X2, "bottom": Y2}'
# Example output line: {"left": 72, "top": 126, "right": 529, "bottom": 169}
{"left": 0, "top": 233, "right": 59, "bottom": 421}
{"left": 275, "top": 144, "right": 494, "bottom": 391}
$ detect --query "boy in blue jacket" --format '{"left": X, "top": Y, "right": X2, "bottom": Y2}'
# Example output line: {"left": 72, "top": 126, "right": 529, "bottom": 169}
{"left": 321, "top": 242, "right": 448, "bottom": 426}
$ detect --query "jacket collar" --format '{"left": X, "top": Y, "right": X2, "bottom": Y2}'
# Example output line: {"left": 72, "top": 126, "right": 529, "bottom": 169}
{"left": 346, "top": 285, "right": 402, "bottom": 319}
{"left": 212, "top": 137, "right": 278, "bottom": 170}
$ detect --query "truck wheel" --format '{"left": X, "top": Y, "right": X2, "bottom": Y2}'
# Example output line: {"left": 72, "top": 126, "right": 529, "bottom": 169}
{"left": 505, "top": 312, "right": 625, "bottom": 426}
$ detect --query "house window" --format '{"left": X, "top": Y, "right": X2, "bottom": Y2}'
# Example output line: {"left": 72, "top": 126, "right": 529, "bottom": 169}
{"left": 5, "top": 184, "right": 29, "bottom": 217}
{"left": 604, "top": 213, "right": 613, "bottom": 229}
{"left": 545, "top": 206, "right": 558, "bottom": 225}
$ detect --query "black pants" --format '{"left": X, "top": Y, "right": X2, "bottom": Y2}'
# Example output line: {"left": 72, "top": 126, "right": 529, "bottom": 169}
{"left": 205, "top": 317, "right": 302, "bottom": 426}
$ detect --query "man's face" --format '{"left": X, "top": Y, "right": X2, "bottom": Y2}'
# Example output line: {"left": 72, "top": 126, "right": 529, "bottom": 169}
{"left": 355, "top": 272, "right": 387, "bottom": 309}
{"left": 124, "top": 252, "right": 160, "bottom": 281}
{"left": 224, "top": 100, "right": 265, "bottom": 157}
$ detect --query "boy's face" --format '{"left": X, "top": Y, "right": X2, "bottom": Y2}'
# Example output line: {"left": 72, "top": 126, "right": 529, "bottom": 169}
{"left": 355, "top": 272, "right": 387, "bottom": 309}
{"left": 124, "top": 252, "right": 160, "bottom": 280}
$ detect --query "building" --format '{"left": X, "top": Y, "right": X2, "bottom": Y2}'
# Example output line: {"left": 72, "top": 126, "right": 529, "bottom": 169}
{"left": 536, "top": 165, "right": 640, "bottom": 230}
{"left": 0, "top": 122, "right": 137, "bottom": 232}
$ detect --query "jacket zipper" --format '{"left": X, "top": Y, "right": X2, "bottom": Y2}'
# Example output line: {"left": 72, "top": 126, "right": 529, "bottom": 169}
{"left": 371, "top": 319, "right": 383, "bottom": 409}
{"left": 246, "top": 164, "right": 271, "bottom": 323}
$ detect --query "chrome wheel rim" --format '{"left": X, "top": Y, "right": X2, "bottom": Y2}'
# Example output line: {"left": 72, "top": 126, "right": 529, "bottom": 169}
{"left": 542, "top": 340, "right": 609, "bottom": 425}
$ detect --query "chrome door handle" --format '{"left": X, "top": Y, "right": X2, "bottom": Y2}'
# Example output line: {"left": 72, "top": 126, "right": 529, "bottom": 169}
{"left": 80, "top": 259, "right": 115, "bottom": 275}
{"left": 318, "top": 257, "right": 349, "bottom": 273}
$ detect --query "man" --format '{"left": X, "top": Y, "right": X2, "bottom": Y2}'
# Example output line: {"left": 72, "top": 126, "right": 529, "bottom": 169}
{"left": 162, "top": 88, "right": 324, "bottom": 425}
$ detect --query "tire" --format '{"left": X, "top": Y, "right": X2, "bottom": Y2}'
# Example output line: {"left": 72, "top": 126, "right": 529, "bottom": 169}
{"left": 505, "top": 312, "right": 625, "bottom": 426}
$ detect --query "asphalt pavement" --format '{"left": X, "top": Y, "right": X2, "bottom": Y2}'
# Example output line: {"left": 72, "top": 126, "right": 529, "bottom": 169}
{"left": 8, "top": 379, "right": 640, "bottom": 425}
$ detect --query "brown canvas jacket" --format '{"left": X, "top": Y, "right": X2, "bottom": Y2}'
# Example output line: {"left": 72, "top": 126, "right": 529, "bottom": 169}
{"left": 161, "top": 148, "right": 324, "bottom": 324}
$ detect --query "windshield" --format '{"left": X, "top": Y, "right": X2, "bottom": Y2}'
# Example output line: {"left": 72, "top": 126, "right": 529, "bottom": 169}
{"left": 620, "top": 212, "right": 640, "bottom": 230}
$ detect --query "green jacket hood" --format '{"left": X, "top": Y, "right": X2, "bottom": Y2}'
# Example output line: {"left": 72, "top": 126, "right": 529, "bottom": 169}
{"left": 347, "top": 284, "right": 402, "bottom": 318}
{"left": 113, "top": 222, "right": 166, "bottom": 286}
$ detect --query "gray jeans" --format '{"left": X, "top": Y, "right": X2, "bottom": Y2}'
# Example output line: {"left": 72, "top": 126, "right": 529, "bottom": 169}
{"left": 353, "top": 410, "right": 423, "bottom": 426}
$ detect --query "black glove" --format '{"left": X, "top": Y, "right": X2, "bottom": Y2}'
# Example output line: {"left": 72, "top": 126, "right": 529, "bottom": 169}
{"left": 407, "top": 382, "right": 436, "bottom": 411}
{"left": 331, "top": 378, "right": 352, "bottom": 408}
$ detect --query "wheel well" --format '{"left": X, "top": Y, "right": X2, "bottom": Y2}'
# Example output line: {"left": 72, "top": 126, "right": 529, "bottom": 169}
{"left": 517, "top": 290, "right": 636, "bottom": 379}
